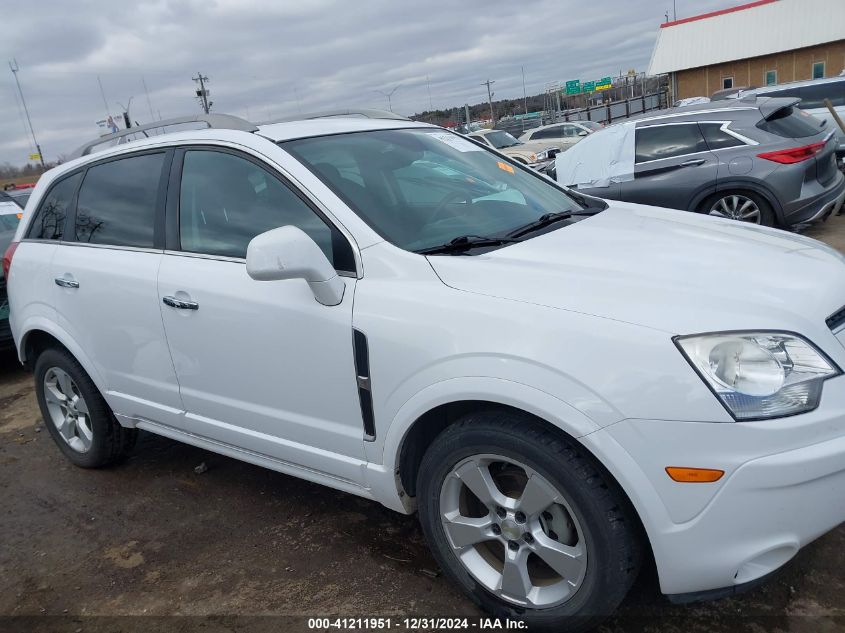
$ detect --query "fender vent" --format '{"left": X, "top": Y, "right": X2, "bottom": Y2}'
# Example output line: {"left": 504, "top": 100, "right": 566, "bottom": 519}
{"left": 353, "top": 329, "right": 376, "bottom": 441}
{"left": 826, "top": 305, "right": 845, "bottom": 332}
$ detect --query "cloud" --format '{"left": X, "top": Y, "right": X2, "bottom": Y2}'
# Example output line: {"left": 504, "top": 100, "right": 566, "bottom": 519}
{"left": 0, "top": 0, "right": 735, "bottom": 164}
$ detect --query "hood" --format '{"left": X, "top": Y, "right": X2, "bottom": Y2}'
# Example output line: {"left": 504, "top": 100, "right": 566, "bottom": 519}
{"left": 427, "top": 202, "right": 845, "bottom": 334}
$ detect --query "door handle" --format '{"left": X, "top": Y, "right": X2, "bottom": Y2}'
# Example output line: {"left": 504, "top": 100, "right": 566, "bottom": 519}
{"left": 54, "top": 277, "right": 79, "bottom": 289}
{"left": 162, "top": 296, "right": 199, "bottom": 310}
{"left": 680, "top": 158, "right": 707, "bottom": 167}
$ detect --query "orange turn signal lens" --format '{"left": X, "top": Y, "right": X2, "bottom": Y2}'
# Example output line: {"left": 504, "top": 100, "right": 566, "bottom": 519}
{"left": 665, "top": 467, "right": 724, "bottom": 483}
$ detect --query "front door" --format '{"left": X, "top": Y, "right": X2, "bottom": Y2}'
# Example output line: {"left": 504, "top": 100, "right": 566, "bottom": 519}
{"left": 157, "top": 147, "right": 365, "bottom": 482}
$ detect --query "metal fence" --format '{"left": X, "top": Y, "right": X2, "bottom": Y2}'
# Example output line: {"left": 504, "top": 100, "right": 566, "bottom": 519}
{"left": 495, "top": 90, "right": 670, "bottom": 137}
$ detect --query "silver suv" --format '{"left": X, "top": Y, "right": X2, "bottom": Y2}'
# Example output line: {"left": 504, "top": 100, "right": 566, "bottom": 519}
{"left": 555, "top": 97, "right": 845, "bottom": 226}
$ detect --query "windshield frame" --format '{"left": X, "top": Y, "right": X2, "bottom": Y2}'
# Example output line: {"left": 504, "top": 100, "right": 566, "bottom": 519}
{"left": 279, "top": 126, "right": 602, "bottom": 254}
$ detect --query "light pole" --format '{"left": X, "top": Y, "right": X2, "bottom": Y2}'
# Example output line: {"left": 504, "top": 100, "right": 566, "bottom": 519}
{"left": 8, "top": 58, "right": 45, "bottom": 168}
{"left": 375, "top": 85, "right": 400, "bottom": 112}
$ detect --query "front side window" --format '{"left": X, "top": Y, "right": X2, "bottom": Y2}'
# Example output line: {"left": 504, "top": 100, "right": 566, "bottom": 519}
{"left": 178, "top": 150, "right": 340, "bottom": 265}
{"left": 722, "top": 77, "right": 734, "bottom": 90}
{"left": 765, "top": 70, "right": 777, "bottom": 86}
{"left": 75, "top": 153, "right": 165, "bottom": 247}
{"left": 282, "top": 128, "right": 586, "bottom": 253}
{"left": 26, "top": 172, "right": 83, "bottom": 241}
{"left": 532, "top": 126, "right": 563, "bottom": 140}
{"left": 813, "top": 62, "right": 825, "bottom": 80}
{"left": 634, "top": 124, "right": 708, "bottom": 163}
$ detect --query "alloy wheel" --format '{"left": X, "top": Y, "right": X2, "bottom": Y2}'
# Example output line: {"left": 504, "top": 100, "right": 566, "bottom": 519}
{"left": 439, "top": 454, "right": 587, "bottom": 608}
{"left": 43, "top": 367, "right": 93, "bottom": 453}
{"left": 708, "top": 194, "right": 761, "bottom": 223}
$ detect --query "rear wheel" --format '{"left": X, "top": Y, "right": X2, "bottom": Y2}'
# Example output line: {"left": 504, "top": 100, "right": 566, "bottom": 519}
{"left": 702, "top": 191, "right": 774, "bottom": 226}
{"left": 34, "top": 348, "right": 137, "bottom": 468}
{"left": 417, "top": 411, "right": 642, "bottom": 632}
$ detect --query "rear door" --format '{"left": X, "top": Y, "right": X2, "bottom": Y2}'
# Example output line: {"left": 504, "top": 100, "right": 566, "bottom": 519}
{"left": 620, "top": 122, "right": 718, "bottom": 210}
{"left": 51, "top": 150, "right": 184, "bottom": 428}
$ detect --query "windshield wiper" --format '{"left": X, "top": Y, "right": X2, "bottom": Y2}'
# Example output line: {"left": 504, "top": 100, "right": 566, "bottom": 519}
{"left": 416, "top": 234, "right": 522, "bottom": 256}
{"left": 507, "top": 207, "right": 604, "bottom": 239}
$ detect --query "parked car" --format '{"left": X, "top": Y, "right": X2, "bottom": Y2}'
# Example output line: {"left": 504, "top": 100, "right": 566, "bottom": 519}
{"left": 734, "top": 76, "right": 845, "bottom": 160}
{"left": 7, "top": 111, "right": 845, "bottom": 631}
{"left": 517, "top": 121, "right": 602, "bottom": 151}
{"left": 673, "top": 96, "right": 711, "bottom": 108}
{"left": 467, "top": 128, "right": 557, "bottom": 165}
{"left": 0, "top": 191, "right": 24, "bottom": 351}
{"left": 555, "top": 96, "right": 844, "bottom": 226}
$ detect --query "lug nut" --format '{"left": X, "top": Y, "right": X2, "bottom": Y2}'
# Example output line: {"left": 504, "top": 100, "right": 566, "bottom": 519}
{"left": 508, "top": 540, "right": 519, "bottom": 551}
{"left": 491, "top": 524, "right": 501, "bottom": 535}
{"left": 514, "top": 511, "right": 526, "bottom": 524}
{"left": 496, "top": 506, "right": 507, "bottom": 519}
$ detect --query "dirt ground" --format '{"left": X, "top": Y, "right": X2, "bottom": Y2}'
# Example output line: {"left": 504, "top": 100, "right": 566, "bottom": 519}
{"left": 3, "top": 219, "right": 845, "bottom": 633}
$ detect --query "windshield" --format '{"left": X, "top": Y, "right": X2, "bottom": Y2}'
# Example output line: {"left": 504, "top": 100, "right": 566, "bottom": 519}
{"left": 481, "top": 130, "right": 521, "bottom": 149}
{"left": 282, "top": 128, "right": 585, "bottom": 253}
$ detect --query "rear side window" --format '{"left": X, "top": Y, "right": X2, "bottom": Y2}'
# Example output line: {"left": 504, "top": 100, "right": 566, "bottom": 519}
{"left": 635, "top": 124, "right": 708, "bottom": 163}
{"left": 532, "top": 126, "right": 564, "bottom": 139}
{"left": 700, "top": 123, "right": 745, "bottom": 150}
{"left": 799, "top": 82, "right": 845, "bottom": 109}
{"left": 75, "top": 153, "right": 165, "bottom": 247}
{"left": 756, "top": 106, "right": 822, "bottom": 138}
{"left": 26, "top": 172, "right": 82, "bottom": 241}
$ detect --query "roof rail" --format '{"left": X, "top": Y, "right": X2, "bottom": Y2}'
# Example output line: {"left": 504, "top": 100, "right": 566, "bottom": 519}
{"left": 70, "top": 113, "right": 258, "bottom": 159}
{"left": 259, "top": 109, "right": 409, "bottom": 125}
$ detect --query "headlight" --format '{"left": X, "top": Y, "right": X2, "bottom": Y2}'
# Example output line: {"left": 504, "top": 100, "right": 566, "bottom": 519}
{"left": 675, "top": 332, "right": 840, "bottom": 421}
{"left": 534, "top": 150, "right": 550, "bottom": 161}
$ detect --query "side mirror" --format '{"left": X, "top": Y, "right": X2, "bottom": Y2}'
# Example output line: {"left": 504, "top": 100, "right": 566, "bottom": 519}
{"left": 578, "top": 130, "right": 588, "bottom": 137}
{"left": 246, "top": 226, "right": 345, "bottom": 306}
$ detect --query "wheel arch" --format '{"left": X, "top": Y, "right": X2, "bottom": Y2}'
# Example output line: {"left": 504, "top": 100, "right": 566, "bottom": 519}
{"left": 391, "top": 396, "right": 658, "bottom": 582}
{"left": 695, "top": 179, "right": 783, "bottom": 222}
{"left": 18, "top": 319, "right": 107, "bottom": 393}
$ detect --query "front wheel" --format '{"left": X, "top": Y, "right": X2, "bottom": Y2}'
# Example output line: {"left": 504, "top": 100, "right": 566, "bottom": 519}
{"left": 702, "top": 191, "right": 774, "bottom": 226}
{"left": 417, "top": 411, "right": 642, "bottom": 632}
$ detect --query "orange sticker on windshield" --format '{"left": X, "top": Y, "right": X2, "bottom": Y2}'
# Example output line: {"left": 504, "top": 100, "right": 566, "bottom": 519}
{"left": 497, "top": 161, "right": 514, "bottom": 174}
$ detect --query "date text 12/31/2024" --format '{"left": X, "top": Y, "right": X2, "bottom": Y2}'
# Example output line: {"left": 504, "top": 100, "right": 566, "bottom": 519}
{"left": 308, "top": 617, "right": 528, "bottom": 630}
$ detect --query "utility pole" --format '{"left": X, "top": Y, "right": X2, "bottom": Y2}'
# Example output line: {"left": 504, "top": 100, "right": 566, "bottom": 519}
{"left": 426, "top": 75, "right": 434, "bottom": 111}
{"left": 192, "top": 72, "right": 212, "bottom": 114}
{"left": 9, "top": 58, "right": 45, "bottom": 168}
{"left": 521, "top": 66, "right": 528, "bottom": 116}
{"left": 481, "top": 79, "right": 495, "bottom": 124}
{"left": 465, "top": 103, "right": 471, "bottom": 128}
{"left": 375, "top": 85, "right": 400, "bottom": 112}
{"left": 142, "top": 76, "right": 155, "bottom": 122}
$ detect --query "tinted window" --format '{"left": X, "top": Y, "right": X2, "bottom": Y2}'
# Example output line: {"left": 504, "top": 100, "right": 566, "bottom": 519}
{"left": 75, "top": 153, "right": 164, "bottom": 247}
{"left": 27, "top": 172, "right": 82, "bottom": 241}
{"left": 723, "top": 77, "right": 733, "bottom": 89}
{"left": 635, "top": 124, "right": 708, "bottom": 163}
{"left": 799, "top": 82, "right": 845, "bottom": 108}
{"left": 700, "top": 123, "right": 745, "bottom": 150}
{"left": 765, "top": 70, "right": 777, "bottom": 86}
{"left": 179, "top": 150, "right": 339, "bottom": 265}
{"left": 756, "top": 106, "right": 822, "bottom": 138}
{"left": 532, "top": 126, "right": 564, "bottom": 139}
{"left": 812, "top": 62, "right": 825, "bottom": 80}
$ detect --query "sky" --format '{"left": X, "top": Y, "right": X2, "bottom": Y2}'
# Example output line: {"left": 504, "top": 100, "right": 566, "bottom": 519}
{"left": 0, "top": 0, "right": 742, "bottom": 166}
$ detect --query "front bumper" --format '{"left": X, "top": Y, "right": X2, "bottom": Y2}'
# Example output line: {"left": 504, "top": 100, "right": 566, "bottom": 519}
{"left": 582, "top": 377, "right": 845, "bottom": 596}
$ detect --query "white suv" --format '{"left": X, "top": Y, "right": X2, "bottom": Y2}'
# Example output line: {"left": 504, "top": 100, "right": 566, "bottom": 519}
{"left": 5, "top": 111, "right": 845, "bottom": 631}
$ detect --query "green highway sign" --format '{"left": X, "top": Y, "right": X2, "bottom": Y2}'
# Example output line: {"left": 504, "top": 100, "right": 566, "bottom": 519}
{"left": 596, "top": 76, "right": 612, "bottom": 91}
{"left": 582, "top": 81, "right": 595, "bottom": 93}
{"left": 565, "top": 79, "right": 581, "bottom": 95}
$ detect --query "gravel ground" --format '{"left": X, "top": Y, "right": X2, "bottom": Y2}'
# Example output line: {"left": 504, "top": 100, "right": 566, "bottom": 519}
{"left": 2, "top": 218, "right": 845, "bottom": 633}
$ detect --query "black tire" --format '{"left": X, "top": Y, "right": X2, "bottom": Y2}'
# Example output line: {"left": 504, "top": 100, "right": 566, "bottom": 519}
{"left": 34, "top": 347, "right": 137, "bottom": 468}
{"left": 700, "top": 190, "right": 775, "bottom": 227}
{"left": 417, "top": 411, "right": 642, "bottom": 633}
